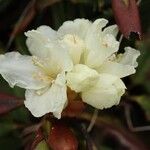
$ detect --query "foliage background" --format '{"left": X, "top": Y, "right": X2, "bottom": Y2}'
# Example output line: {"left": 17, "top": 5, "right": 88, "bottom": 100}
{"left": 0, "top": 0, "right": 150, "bottom": 149}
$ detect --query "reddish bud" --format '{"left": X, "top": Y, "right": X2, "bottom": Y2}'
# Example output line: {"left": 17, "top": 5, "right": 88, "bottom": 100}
{"left": 63, "top": 88, "right": 86, "bottom": 117}
{"left": 48, "top": 123, "right": 78, "bottom": 150}
{"left": 63, "top": 100, "right": 86, "bottom": 117}
{"left": 112, "top": 0, "right": 142, "bottom": 39}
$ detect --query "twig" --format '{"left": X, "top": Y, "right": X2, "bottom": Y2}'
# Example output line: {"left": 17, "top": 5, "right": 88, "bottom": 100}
{"left": 6, "top": 0, "right": 36, "bottom": 50}
{"left": 124, "top": 104, "right": 150, "bottom": 132}
{"left": 64, "top": 113, "right": 148, "bottom": 150}
{"left": 81, "top": 124, "right": 97, "bottom": 150}
{"left": 22, "top": 122, "right": 42, "bottom": 137}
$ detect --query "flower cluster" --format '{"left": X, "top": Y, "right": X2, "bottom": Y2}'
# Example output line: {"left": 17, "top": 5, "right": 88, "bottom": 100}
{"left": 0, "top": 18, "right": 140, "bottom": 118}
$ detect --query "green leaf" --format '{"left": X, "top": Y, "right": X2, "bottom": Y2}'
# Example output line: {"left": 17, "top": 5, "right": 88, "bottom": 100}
{"left": 35, "top": 140, "right": 49, "bottom": 150}
{"left": 0, "top": 136, "right": 22, "bottom": 150}
{"left": 15, "top": 34, "right": 30, "bottom": 55}
{"left": 0, "top": 122, "right": 14, "bottom": 137}
{"left": 134, "top": 96, "right": 150, "bottom": 120}
{"left": 132, "top": 40, "right": 150, "bottom": 93}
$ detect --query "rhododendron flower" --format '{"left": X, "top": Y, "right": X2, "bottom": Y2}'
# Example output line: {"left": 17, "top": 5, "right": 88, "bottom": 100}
{"left": 64, "top": 18, "right": 140, "bottom": 109}
{"left": 0, "top": 26, "right": 73, "bottom": 118}
{"left": 0, "top": 18, "right": 140, "bottom": 118}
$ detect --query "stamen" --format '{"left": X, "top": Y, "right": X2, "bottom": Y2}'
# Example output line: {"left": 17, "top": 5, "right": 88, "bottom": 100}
{"left": 102, "top": 43, "right": 108, "bottom": 48}
{"left": 32, "top": 56, "right": 51, "bottom": 75}
{"left": 32, "top": 56, "right": 45, "bottom": 70}
{"left": 33, "top": 72, "right": 53, "bottom": 83}
{"left": 32, "top": 56, "right": 54, "bottom": 83}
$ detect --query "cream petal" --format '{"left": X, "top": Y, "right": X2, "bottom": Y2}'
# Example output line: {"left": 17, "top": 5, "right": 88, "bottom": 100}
{"left": 87, "top": 19, "right": 108, "bottom": 33}
{"left": 66, "top": 64, "right": 99, "bottom": 93}
{"left": 82, "top": 74, "right": 126, "bottom": 109}
{"left": 25, "top": 25, "right": 58, "bottom": 58}
{"left": 58, "top": 18, "right": 91, "bottom": 40}
{"left": 0, "top": 52, "right": 48, "bottom": 89}
{"left": 97, "top": 47, "right": 140, "bottom": 78}
{"left": 103, "top": 25, "right": 119, "bottom": 37}
{"left": 32, "top": 46, "right": 73, "bottom": 77}
{"left": 46, "top": 44, "right": 73, "bottom": 72}
{"left": 36, "top": 25, "right": 58, "bottom": 40}
{"left": 97, "top": 61, "right": 135, "bottom": 78}
{"left": 84, "top": 19, "right": 119, "bottom": 68}
{"left": 117, "top": 47, "right": 140, "bottom": 67}
{"left": 26, "top": 29, "right": 73, "bottom": 74}
{"left": 24, "top": 72, "right": 67, "bottom": 118}
{"left": 61, "top": 34, "right": 85, "bottom": 64}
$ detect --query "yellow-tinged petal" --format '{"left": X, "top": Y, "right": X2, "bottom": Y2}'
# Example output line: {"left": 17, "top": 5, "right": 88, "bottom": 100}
{"left": 103, "top": 25, "right": 119, "bottom": 37}
{"left": 117, "top": 47, "right": 140, "bottom": 67}
{"left": 84, "top": 19, "right": 119, "bottom": 68}
{"left": 58, "top": 18, "right": 91, "bottom": 40}
{"left": 25, "top": 25, "right": 57, "bottom": 58}
{"left": 24, "top": 72, "right": 67, "bottom": 118}
{"left": 82, "top": 74, "right": 126, "bottom": 109}
{"left": 61, "top": 34, "right": 85, "bottom": 64}
{"left": 97, "top": 61, "right": 135, "bottom": 78}
{"left": 0, "top": 52, "right": 48, "bottom": 89}
{"left": 97, "top": 47, "right": 140, "bottom": 78}
{"left": 66, "top": 64, "right": 99, "bottom": 93}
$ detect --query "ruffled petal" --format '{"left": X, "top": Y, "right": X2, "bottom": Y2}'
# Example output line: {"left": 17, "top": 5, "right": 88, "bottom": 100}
{"left": 117, "top": 47, "right": 140, "bottom": 67}
{"left": 25, "top": 25, "right": 58, "bottom": 58}
{"left": 84, "top": 19, "right": 119, "bottom": 68}
{"left": 82, "top": 74, "right": 126, "bottom": 109}
{"left": 66, "top": 64, "right": 99, "bottom": 93}
{"left": 0, "top": 52, "right": 48, "bottom": 89}
{"left": 61, "top": 34, "right": 85, "bottom": 64}
{"left": 58, "top": 18, "right": 91, "bottom": 40}
{"left": 36, "top": 25, "right": 58, "bottom": 40}
{"left": 97, "top": 61, "right": 135, "bottom": 78}
{"left": 103, "top": 25, "right": 119, "bottom": 37}
{"left": 24, "top": 72, "right": 67, "bottom": 118}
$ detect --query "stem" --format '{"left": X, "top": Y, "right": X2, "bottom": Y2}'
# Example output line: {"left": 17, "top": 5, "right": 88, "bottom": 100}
{"left": 87, "top": 109, "right": 98, "bottom": 132}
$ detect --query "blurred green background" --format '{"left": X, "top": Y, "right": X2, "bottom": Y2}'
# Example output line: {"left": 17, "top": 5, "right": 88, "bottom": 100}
{"left": 0, "top": 0, "right": 150, "bottom": 149}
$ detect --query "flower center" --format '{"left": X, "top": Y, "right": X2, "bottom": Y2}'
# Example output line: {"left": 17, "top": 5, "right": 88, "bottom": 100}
{"left": 32, "top": 56, "right": 54, "bottom": 83}
{"left": 63, "top": 34, "right": 84, "bottom": 48}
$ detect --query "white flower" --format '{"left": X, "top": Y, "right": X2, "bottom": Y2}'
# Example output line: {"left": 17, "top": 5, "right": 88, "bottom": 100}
{"left": 62, "top": 18, "right": 140, "bottom": 109}
{"left": 0, "top": 25, "right": 73, "bottom": 118}
{"left": 0, "top": 18, "right": 140, "bottom": 117}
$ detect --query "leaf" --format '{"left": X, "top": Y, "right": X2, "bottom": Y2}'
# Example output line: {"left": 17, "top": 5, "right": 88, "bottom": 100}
{"left": 132, "top": 39, "right": 150, "bottom": 93}
{"left": 134, "top": 96, "right": 150, "bottom": 120}
{"left": 35, "top": 140, "right": 49, "bottom": 150}
{"left": 48, "top": 122, "right": 78, "bottom": 150}
{"left": 0, "top": 93, "right": 23, "bottom": 115}
{"left": 112, "top": 0, "right": 141, "bottom": 39}
{"left": 15, "top": 34, "right": 30, "bottom": 55}
{"left": 0, "top": 122, "right": 14, "bottom": 137}
{"left": 0, "top": 136, "right": 22, "bottom": 150}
